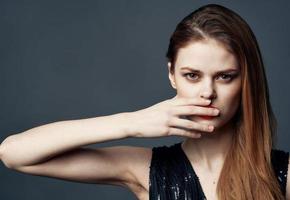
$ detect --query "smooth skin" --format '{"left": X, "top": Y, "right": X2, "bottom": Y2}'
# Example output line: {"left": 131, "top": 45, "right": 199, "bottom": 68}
{"left": 1, "top": 39, "right": 289, "bottom": 200}
{"left": 0, "top": 97, "right": 215, "bottom": 200}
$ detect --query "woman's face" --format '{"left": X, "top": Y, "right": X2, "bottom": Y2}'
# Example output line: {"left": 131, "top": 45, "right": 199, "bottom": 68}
{"left": 168, "top": 39, "right": 242, "bottom": 131}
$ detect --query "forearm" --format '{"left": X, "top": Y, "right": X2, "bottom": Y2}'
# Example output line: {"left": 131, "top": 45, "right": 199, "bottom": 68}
{"left": 0, "top": 112, "right": 132, "bottom": 168}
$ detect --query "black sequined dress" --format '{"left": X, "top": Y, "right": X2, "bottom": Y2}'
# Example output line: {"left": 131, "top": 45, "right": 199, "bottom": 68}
{"left": 149, "top": 142, "right": 289, "bottom": 200}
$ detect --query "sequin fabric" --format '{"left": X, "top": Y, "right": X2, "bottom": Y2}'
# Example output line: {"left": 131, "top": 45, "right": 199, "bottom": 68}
{"left": 149, "top": 143, "right": 206, "bottom": 200}
{"left": 271, "top": 148, "right": 289, "bottom": 196}
{"left": 149, "top": 142, "right": 289, "bottom": 200}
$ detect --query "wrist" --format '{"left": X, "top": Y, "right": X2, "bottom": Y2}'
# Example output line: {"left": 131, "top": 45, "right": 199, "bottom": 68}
{"left": 116, "top": 111, "right": 140, "bottom": 138}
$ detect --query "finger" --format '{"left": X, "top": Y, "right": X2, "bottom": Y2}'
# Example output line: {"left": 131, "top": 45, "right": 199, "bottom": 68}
{"left": 168, "top": 117, "right": 214, "bottom": 133}
{"left": 168, "top": 127, "right": 202, "bottom": 138}
{"left": 172, "top": 105, "right": 219, "bottom": 117}
{"left": 173, "top": 97, "right": 211, "bottom": 106}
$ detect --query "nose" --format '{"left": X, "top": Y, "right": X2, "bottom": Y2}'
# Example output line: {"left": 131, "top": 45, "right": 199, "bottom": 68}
{"left": 199, "top": 80, "right": 217, "bottom": 100}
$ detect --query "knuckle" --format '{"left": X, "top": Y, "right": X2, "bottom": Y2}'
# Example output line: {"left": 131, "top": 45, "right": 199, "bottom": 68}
{"left": 187, "top": 122, "right": 194, "bottom": 129}
{"left": 202, "top": 108, "right": 211, "bottom": 115}
{"left": 191, "top": 107, "right": 196, "bottom": 114}
{"left": 180, "top": 130, "right": 188, "bottom": 136}
{"left": 185, "top": 132, "right": 191, "bottom": 137}
{"left": 206, "top": 110, "right": 213, "bottom": 116}
{"left": 210, "top": 109, "right": 216, "bottom": 115}
{"left": 197, "top": 107, "right": 204, "bottom": 114}
{"left": 165, "top": 116, "right": 173, "bottom": 126}
{"left": 165, "top": 127, "right": 171, "bottom": 135}
{"left": 162, "top": 126, "right": 170, "bottom": 135}
{"left": 202, "top": 125, "right": 209, "bottom": 132}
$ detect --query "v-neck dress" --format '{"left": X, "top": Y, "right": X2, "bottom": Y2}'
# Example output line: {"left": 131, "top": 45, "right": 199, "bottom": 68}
{"left": 148, "top": 142, "right": 289, "bottom": 200}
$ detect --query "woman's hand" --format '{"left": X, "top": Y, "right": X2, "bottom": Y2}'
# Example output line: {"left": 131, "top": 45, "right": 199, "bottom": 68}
{"left": 127, "top": 95, "right": 220, "bottom": 138}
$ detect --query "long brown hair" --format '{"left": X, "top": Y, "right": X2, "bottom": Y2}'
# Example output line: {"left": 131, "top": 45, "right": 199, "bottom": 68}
{"left": 166, "top": 4, "right": 283, "bottom": 200}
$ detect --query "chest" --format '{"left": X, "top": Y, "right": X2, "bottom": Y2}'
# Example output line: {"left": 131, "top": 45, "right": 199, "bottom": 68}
{"left": 198, "top": 176, "right": 219, "bottom": 200}
{"left": 130, "top": 168, "right": 218, "bottom": 200}
{"left": 192, "top": 165, "right": 221, "bottom": 200}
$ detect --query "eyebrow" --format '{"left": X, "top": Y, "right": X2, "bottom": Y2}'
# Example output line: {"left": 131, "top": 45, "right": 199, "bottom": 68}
{"left": 179, "top": 66, "right": 240, "bottom": 74}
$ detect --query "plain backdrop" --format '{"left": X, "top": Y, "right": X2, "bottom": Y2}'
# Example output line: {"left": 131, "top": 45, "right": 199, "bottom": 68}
{"left": 0, "top": 0, "right": 289, "bottom": 199}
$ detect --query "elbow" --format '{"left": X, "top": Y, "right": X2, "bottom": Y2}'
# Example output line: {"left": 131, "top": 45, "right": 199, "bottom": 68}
{"left": 0, "top": 135, "right": 19, "bottom": 169}
{"left": 0, "top": 140, "right": 11, "bottom": 168}
{"left": 0, "top": 141, "right": 3, "bottom": 166}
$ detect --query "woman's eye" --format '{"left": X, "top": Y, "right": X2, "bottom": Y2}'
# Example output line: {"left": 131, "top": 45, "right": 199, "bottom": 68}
{"left": 183, "top": 73, "right": 199, "bottom": 80}
{"left": 183, "top": 73, "right": 235, "bottom": 81}
{"left": 217, "top": 74, "right": 233, "bottom": 81}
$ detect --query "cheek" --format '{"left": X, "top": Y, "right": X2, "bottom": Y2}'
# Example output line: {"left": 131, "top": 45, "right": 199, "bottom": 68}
{"left": 176, "top": 87, "right": 199, "bottom": 98}
{"left": 174, "top": 79, "right": 200, "bottom": 98}
{"left": 221, "top": 85, "right": 241, "bottom": 114}
{"left": 224, "top": 87, "right": 241, "bottom": 102}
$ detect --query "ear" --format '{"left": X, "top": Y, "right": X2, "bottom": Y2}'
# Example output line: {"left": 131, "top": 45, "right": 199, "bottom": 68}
{"left": 167, "top": 62, "right": 177, "bottom": 89}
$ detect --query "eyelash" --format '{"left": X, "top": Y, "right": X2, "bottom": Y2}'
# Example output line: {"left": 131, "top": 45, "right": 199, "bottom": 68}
{"left": 183, "top": 73, "right": 236, "bottom": 82}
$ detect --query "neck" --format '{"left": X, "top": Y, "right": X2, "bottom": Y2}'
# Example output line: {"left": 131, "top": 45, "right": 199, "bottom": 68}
{"left": 181, "top": 122, "right": 235, "bottom": 173}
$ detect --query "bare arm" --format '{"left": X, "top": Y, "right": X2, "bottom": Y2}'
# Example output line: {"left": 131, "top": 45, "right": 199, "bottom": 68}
{"left": 0, "top": 96, "right": 216, "bottom": 195}
{"left": 0, "top": 96, "right": 215, "bottom": 169}
{"left": 0, "top": 112, "right": 132, "bottom": 168}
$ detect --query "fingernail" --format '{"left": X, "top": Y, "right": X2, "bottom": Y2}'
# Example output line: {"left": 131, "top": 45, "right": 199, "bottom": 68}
{"left": 214, "top": 109, "right": 219, "bottom": 115}
{"left": 208, "top": 125, "right": 214, "bottom": 131}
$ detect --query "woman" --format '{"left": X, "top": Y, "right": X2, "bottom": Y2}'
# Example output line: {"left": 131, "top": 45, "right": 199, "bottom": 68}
{"left": 0, "top": 3, "right": 289, "bottom": 200}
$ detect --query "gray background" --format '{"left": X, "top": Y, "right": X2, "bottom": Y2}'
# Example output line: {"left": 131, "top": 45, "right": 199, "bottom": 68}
{"left": 0, "top": 0, "right": 289, "bottom": 199}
